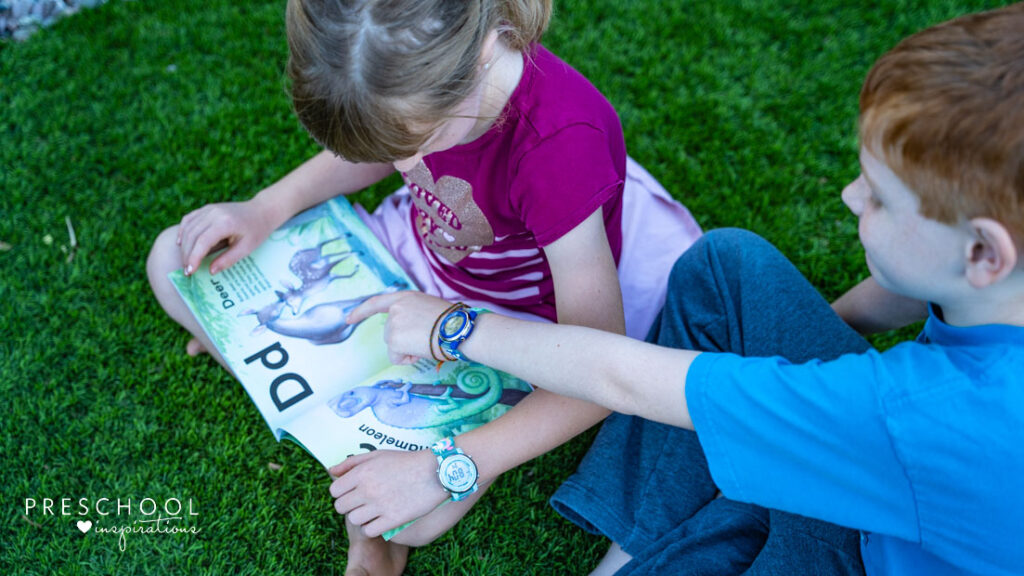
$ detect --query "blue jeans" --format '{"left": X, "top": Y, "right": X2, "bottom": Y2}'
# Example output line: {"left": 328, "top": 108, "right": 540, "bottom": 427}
{"left": 551, "top": 229, "right": 869, "bottom": 575}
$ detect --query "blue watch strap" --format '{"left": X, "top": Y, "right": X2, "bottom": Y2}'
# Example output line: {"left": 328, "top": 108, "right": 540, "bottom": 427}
{"left": 437, "top": 306, "right": 488, "bottom": 362}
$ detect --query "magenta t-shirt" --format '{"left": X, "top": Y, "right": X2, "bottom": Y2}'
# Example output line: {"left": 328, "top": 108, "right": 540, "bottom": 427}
{"left": 399, "top": 45, "right": 626, "bottom": 322}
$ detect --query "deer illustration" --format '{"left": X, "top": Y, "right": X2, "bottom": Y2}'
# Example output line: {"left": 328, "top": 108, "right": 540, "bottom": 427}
{"left": 240, "top": 281, "right": 409, "bottom": 346}
{"left": 280, "top": 235, "right": 362, "bottom": 315}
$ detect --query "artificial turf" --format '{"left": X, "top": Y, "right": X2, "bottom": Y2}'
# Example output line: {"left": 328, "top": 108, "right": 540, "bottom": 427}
{"left": 0, "top": 0, "right": 1008, "bottom": 573}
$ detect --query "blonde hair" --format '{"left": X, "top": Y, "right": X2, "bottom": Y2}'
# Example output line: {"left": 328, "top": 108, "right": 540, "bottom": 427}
{"left": 859, "top": 3, "right": 1024, "bottom": 239}
{"left": 286, "top": 0, "right": 552, "bottom": 163}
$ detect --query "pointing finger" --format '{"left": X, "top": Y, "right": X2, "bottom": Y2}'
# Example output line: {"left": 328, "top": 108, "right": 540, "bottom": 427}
{"left": 346, "top": 291, "right": 408, "bottom": 324}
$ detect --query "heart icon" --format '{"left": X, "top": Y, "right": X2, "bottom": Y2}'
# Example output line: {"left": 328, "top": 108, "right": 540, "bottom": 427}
{"left": 77, "top": 520, "right": 92, "bottom": 533}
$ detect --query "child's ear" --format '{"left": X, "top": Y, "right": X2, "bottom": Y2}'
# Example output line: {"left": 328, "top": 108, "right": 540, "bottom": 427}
{"left": 478, "top": 29, "right": 501, "bottom": 70}
{"left": 965, "top": 217, "right": 1018, "bottom": 288}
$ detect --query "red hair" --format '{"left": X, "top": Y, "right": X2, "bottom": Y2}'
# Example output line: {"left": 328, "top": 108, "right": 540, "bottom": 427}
{"left": 859, "top": 3, "right": 1024, "bottom": 239}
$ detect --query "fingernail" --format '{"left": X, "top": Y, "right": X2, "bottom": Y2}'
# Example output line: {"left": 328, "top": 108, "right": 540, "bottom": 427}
{"left": 185, "top": 265, "right": 193, "bottom": 276}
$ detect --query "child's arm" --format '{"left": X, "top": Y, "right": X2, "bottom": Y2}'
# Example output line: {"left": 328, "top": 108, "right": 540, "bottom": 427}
{"left": 177, "top": 150, "right": 394, "bottom": 275}
{"left": 444, "top": 209, "right": 627, "bottom": 491}
{"left": 831, "top": 276, "right": 928, "bottom": 335}
{"left": 330, "top": 211, "right": 642, "bottom": 538}
{"left": 349, "top": 290, "right": 697, "bottom": 427}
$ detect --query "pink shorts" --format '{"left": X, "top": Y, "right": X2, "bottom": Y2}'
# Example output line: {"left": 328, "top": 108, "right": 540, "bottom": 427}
{"left": 356, "top": 157, "right": 702, "bottom": 340}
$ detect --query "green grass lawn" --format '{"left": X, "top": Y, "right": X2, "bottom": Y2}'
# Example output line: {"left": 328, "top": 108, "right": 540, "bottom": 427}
{"left": 0, "top": 0, "right": 1008, "bottom": 573}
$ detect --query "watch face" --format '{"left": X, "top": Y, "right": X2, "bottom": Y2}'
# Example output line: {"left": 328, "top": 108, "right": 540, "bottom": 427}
{"left": 438, "top": 454, "right": 478, "bottom": 493}
{"left": 440, "top": 310, "right": 470, "bottom": 340}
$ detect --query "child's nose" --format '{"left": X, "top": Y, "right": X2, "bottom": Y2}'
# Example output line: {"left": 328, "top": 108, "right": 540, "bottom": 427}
{"left": 841, "top": 176, "right": 867, "bottom": 215}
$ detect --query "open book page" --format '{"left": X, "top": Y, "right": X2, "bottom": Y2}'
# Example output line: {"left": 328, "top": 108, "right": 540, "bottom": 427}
{"left": 283, "top": 359, "right": 532, "bottom": 468}
{"left": 168, "top": 195, "right": 533, "bottom": 457}
{"left": 168, "top": 196, "right": 534, "bottom": 539}
{"left": 282, "top": 358, "right": 531, "bottom": 541}
{"left": 167, "top": 197, "right": 415, "bottom": 438}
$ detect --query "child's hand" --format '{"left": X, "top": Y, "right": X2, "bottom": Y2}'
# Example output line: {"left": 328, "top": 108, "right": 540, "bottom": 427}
{"left": 328, "top": 449, "right": 448, "bottom": 537}
{"left": 176, "top": 199, "right": 274, "bottom": 276}
{"left": 346, "top": 292, "right": 454, "bottom": 364}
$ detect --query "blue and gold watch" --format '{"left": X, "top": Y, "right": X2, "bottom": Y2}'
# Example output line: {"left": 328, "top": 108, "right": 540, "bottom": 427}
{"left": 437, "top": 306, "right": 487, "bottom": 362}
{"left": 431, "top": 437, "right": 478, "bottom": 501}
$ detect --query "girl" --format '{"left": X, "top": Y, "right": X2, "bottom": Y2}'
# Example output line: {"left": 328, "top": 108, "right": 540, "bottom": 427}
{"left": 145, "top": 0, "right": 700, "bottom": 573}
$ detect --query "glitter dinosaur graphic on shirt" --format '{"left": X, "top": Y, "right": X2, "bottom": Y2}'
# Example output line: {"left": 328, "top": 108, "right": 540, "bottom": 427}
{"left": 404, "top": 162, "right": 495, "bottom": 264}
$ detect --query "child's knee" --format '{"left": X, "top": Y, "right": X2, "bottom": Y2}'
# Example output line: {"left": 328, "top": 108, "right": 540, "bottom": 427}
{"left": 146, "top": 226, "right": 181, "bottom": 294}
{"left": 147, "top": 227, "right": 178, "bottom": 272}
{"left": 667, "top": 228, "right": 773, "bottom": 290}
{"left": 698, "top": 228, "right": 770, "bottom": 265}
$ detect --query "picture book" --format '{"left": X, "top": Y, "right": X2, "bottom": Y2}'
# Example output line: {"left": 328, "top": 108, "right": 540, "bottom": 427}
{"left": 167, "top": 197, "right": 532, "bottom": 528}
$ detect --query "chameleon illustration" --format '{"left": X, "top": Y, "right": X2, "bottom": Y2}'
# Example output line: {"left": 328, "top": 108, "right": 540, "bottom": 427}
{"left": 331, "top": 365, "right": 526, "bottom": 429}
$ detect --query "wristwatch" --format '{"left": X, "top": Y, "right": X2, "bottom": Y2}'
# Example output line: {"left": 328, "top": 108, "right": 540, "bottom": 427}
{"left": 437, "top": 306, "right": 487, "bottom": 361}
{"left": 431, "top": 437, "right": 478, "bottom": 502}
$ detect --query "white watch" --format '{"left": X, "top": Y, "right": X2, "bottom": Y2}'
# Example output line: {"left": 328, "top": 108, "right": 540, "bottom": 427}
{"left": 430, "top": 437, "right": 478, "bottom": 501}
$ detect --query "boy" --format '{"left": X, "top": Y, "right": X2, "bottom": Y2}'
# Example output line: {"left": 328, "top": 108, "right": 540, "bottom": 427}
{"left": 335, "top": 3, "right": 1024, "bottom": 574}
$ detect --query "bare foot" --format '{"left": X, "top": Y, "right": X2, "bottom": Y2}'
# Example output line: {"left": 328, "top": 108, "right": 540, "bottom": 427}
{"left": 185, "top": 338, "right": 208, "bottom": 356}
{"left": 345, "top": 518, "right": 409, "bottom": 576}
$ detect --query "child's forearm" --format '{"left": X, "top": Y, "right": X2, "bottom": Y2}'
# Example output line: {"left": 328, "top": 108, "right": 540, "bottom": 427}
{"left": 448, "top": 261, "right": 626, "bottom": 480}
{"left": 343, "top": 290, "right": 699, "bottom": 496}
{"left": 458, "top": 314, "right": 699, "bottom": 431}
{"left": 449, "top": 386, "right": 611, "bottom": 484}
{"left": 831, "top": 276, "right": 928, "bottom": 334}
{"left": 448, "top": 223, "right": 692, "bottom": 481}
{"left": 252, "top": 150, "right": 394, "bottom": 228}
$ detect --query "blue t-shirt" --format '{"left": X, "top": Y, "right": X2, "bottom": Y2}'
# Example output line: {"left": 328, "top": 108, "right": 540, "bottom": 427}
{"left": 686, "top": 307, "right": 1024, "bottom": 575}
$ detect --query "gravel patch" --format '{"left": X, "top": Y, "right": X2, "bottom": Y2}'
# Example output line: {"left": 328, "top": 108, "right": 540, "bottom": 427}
{"left": 1, "top": 0, "right": 109, "bottom": 41}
